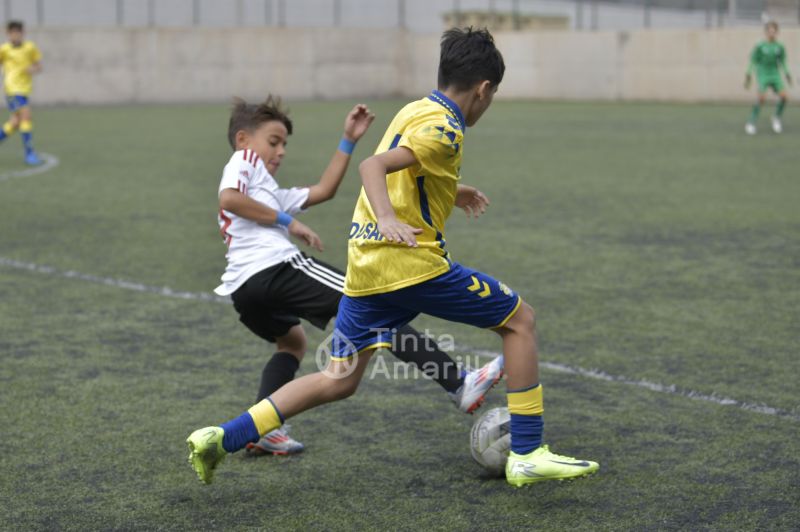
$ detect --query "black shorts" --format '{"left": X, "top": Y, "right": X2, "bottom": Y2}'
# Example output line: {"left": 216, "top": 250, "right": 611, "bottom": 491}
{"left": 231, "top": 253, "right": 344, "bottom": 342}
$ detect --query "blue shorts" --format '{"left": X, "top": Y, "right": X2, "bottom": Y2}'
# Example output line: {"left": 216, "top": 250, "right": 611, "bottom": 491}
{"left": 6, "top": 94, "right": 29, "bottom": 112}
{"left": 331, "top": 262, "right": 522, "bottom": 359}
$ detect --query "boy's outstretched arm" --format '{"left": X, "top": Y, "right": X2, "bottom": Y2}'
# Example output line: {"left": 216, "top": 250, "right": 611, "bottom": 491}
{"left": 220, "top": 188, "right": 323, "bottom": 251}
{"left": 358, "top": 147, "right": 422, "bottom": 247}
{"left": 304, "top": 104, "right": 375, "bottom": 208}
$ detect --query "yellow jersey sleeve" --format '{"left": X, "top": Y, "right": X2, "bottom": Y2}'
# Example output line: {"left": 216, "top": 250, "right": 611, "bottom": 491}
{"left": 398, "top": 119, "right": 462, "bottom": 183}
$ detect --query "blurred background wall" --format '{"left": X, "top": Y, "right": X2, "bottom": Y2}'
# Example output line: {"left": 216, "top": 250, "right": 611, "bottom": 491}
{"left": 5, "top": 0, "right": 799, "bottom": 103}
{"left": 6, "top": 0, "right": 800, "bottom": 32}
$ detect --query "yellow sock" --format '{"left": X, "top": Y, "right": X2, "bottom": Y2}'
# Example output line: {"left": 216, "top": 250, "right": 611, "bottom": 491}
{"left": 507, "top": 384, "right": 544, "bottom": 454}
{"left": 247, "top": 398, "right": 283, "bottom": 435}
{"left": 507, "top": 384, "right": 544, "bottom": 415}
{"left": 19, "top": 119, "right": 32, "bottom": 133}
{"left": 2, "top": 121, "right": 16, "bottom": 135}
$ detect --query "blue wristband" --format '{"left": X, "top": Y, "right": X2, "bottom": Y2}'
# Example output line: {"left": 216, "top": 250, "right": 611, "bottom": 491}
{"left": 338, "top": 137, "right": 356, "bottom": 155}
{"left": 276, "top": 211, "right": 293, "bottom": 227}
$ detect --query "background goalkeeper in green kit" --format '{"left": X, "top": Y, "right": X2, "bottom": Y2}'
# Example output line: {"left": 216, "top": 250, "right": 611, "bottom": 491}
{"left": 745, "top": 21, "right": 792, "bottom": 135}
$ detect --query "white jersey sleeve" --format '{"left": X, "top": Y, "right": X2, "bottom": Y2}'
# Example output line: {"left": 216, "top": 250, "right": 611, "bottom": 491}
{"left": 219, "top": 149, "right": 260, "bottom": 195}
{"left": 274, "top": 187, "right": 310, "bottom": 216}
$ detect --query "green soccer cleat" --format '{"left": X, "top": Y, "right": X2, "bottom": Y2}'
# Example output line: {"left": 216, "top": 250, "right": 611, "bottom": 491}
{"left": 186, "top": 426, "right": 226, "bottom": 484}
{"left": 505, "top": 444, "right": 599, "bottom": 487}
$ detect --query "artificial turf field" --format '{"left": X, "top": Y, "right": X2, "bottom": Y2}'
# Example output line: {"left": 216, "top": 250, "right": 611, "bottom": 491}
{"left": 1, "top": 100, "right": 798, "bottom": 531}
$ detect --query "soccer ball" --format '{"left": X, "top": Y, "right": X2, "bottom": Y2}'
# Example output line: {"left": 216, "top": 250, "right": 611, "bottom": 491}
{"left": 470, "top": 406, "right": 511, "bottom": 476}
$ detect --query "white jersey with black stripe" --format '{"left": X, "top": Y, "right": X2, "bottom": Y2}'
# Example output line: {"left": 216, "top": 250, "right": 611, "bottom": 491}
{"left": 215, "top": 149, "right": 310, "bottom": 296}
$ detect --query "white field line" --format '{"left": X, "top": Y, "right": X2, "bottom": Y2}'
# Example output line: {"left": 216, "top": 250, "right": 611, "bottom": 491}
{"left": 0, "top": 152, "right": 59, "bottom": 182}
{"left": 0, "top": 256, "right": 229, "bottom": 304}
{"left": 460, "top": 346, "right": 800, "bottom": 422}
{"left": 1, "top": 255, "right": 798, "bottom": 423}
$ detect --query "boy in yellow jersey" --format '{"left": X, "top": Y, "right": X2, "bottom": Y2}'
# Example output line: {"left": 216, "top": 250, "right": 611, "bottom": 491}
{"left": 187, "top": 28, "right": 599, "bottom": 487}
{"left": 0, "top": 20, "right": 42, "bottom": 165}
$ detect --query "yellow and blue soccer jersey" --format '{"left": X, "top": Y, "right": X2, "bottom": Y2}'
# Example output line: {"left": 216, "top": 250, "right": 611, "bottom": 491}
{"left": 333, "top": 90, "right": 521, "bottom": 358}
{"left": 0, "top": 40, "right": 41, "bottom": 96}
{"left": 345, "top": 90, "right": 465, "bottom": 296}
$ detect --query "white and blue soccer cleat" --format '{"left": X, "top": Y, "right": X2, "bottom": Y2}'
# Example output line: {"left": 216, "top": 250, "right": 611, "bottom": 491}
{"left": 245, "top": 426, "right": 305, "bottom": 456}
{"left": 451, "top": 355, "right": 504, "bottom": 413}
{"left": 771, "top": 116, "right": 783, "bottom": 134}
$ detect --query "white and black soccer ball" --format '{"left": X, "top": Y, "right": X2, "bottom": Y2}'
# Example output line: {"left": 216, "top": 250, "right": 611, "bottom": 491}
{"left": 470, "top": 406, "right": 511, "bottom": 476}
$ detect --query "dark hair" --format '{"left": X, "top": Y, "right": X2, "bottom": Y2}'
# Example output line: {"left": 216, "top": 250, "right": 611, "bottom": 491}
{"left": 227, "top": 95, "right": 293, "bottom": 150}
{"left": 438, "top": 26, "right": 505, "bottom": 91}
{"left": 765, "top": 21, "right": 779, "bottom": 31}
{"left": 7, "top": 20, "right": 23, "bottom": 32}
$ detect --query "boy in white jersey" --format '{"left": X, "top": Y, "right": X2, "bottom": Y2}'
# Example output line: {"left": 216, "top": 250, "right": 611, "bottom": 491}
{"left": 209, "top": 96, "right": 504, "bottom": 457}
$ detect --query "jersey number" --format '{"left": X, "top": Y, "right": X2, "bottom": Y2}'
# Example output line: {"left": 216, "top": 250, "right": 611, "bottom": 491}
{"left": 219, "top": 209, "right": 232, "bottom": 246}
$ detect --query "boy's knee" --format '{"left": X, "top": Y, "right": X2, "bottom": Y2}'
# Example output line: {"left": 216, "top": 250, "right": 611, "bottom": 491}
{"left": 325, "top": 374, "right": 360, "bottom": 401}
{"left": 337, "top": 378, "right": 360, "bottom": 400}
{"left": 505, "top": 301, "right": 535, "bottom": 334}
{"left": 518, "top": 302, "right": 536, "bottom": 330}
{"left": 276, "top": 327, "right": 307, "bottom": 360}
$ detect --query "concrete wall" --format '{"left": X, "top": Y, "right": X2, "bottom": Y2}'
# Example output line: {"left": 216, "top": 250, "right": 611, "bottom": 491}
{"left": 29, "top": 28, "right": 412, "bottom": 104}
{"left": 4, "top": 0, "right": 760, "bottom": 32}
{"left": 494, "top": 27, "right": 800, "bottom": 101}
{"left": 26, "top": 27, "right": 800, "bottom": 105}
